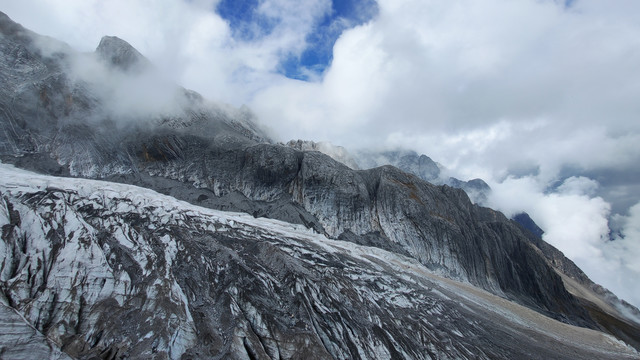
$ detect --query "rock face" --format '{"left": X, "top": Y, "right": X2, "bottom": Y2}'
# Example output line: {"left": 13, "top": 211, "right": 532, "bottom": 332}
{"left": 513, "top": 215, "right": 640, "bottom": 350}
{"left": 95, "top": 35, "right": 150, "bottom": 72}
{"left": 356, "top": 149, "right": 492, "bottom": 205}
{"left": 354, "top": 150, "right": 442, "bottom": 183}
{"left": 513, "top": 212, "right": 545, "bottom": 239}
{"left": 1, "top": 11, "right": 640, "bottom": 359}
{"left": 1, "top": 164, "right": 638, "bottom": 359}
{"left": 286, "top": 139, "right": 361, "bottom": 170}
{"left": 123, "top": 142, "right": 589, "bottom": 327}
{"left": 307, "top": 146, "right": 492, "bottom": 205}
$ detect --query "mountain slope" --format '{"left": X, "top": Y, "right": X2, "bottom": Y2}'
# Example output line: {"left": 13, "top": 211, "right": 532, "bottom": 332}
{"left": 285, "top": 141, "right": 492, "bottom": 205}
{"left": 1, "top": 163, "right": 638, "bottom": 359}
{"left": 1, "top": 11, "right": 640, "bottom": 358}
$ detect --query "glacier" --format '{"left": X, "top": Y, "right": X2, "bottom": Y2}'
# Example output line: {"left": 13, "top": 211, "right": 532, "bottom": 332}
{"left": 1, "top": 163, "right": 638, "bottom": 359}
{"left": 1, "top": 10, "right": 640, "bottom": 359}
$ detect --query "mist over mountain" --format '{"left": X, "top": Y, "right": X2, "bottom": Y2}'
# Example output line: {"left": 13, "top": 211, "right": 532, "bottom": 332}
{"left": 5, "top": 0, "right": 640, "bottom": 312}
{"left": 1, "top": 10, "right": 640, "bottom": 359}
{"left": 285, "top": 140, "right": 491, "bottom": 205}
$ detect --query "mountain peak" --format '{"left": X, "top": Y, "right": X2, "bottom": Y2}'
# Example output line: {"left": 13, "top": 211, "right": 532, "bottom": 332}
{"left": 2, "top": 14, "right": 640, "bottom": 358}
{"left": 95, "top": 35, "right": 149, "bottom": 72}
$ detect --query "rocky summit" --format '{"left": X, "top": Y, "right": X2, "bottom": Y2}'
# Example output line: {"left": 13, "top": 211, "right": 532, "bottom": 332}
{"left": 0, "top": 11, "right": 639, "bottom": 359}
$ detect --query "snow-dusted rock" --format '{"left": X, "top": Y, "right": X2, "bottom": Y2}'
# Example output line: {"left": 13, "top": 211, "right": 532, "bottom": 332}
{"left": 1, "top": 11, "right": 640, "bottom": 358}
{"left": 1, "top": 164, "right": 638, "bottom": 359}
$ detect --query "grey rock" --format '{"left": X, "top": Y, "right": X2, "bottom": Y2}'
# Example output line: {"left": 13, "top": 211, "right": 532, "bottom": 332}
{"left": 286, "top": 139, "right": 361, "bottom": 170}
{"left": 513, "top": 215, "right": 640, "bottom": 349}
{"left": 285, "top": 143, "right": 492, "bottom": 204}
{"left": 1, "top": 166, "right": 638, "bottom": 359}
{"left": 0, "top": 301, "right": 72, "bottom": 359}
{"left": 1, "top": 10, "right": 640, "bottom": 358}
{"left": 513, "top": 212, "right": 545, "bottom": 239}
{"left": 354, "top": 149, "right": 442, "bottom": 183}
{"left": 446, "top": 177, "right": 491, "bottom": 204}
{"left": 353, "top": 149, "right": 492, "bottom": 204}
{"left": 95, "top": 35, "right": 150, "bottom": 72}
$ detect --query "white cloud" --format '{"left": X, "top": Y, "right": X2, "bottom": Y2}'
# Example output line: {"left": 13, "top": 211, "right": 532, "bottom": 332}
{"left": 611, "top": 203, "right": 640, "bottom": 273}
{"left": 7, "top": 1, "right": 640, "bottom": 145}
{"left": 488, "top": 175, "right": 640, "bottom": 308}
{"left": 4, "top": 0, "right": 640, "bottom": 308}
{"left": 3, "top": 0, "right": 333, "bottom": 103}
{"left": 557, "top": 176, "right": 599, "bottom": 197}
{"left": 246, "top": 0, "right": 640, "bottom": 226}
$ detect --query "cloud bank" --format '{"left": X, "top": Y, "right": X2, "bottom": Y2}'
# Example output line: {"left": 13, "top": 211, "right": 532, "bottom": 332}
{"left": 4, "top": 0, "right": 640, "bottom": 308}
{"left": 488, "top": 176, "right": 640, "bottom": 308}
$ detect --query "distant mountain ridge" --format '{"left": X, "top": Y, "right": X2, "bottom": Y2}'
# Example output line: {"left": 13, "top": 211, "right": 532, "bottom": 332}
{"left": 286, "top": 140, "right": 491, "bottom": 204}
{"left": 95, "top": 35, "right": 151, "bottom": 72}
{"left": 1, "top": 11, "right": 639, "bottom": 359}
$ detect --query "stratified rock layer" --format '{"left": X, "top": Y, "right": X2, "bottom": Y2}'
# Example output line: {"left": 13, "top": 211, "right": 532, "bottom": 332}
{"left": 1, "top": 11, "right": 639, "bottom": 358}
{"left": 1, "top": 164, "right": 638, "bottom": 359}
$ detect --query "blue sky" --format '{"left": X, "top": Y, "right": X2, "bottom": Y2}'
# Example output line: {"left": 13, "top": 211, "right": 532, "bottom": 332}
{"left": 217, "top": 0, "right": 378, "bottom": 80}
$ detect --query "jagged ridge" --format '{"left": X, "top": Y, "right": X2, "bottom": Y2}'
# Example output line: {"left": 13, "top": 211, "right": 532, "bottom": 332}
{"left": 1, "top": 11, "right": 639, "bottom": 357}
{"left": 1, "top": 164, "right": 637, "bottom": 359}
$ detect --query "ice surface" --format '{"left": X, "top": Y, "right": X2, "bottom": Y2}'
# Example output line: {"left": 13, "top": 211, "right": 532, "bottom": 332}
{"left": 1, "top": 162, "right": 638, "bottom": 359}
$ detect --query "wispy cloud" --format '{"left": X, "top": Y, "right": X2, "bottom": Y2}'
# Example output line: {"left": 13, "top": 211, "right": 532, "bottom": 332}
{"left": 488, "top": 175, "right": 640, "bottom": 308}
{"left": 5, "top": 0, "right": 640, "bottom": 307}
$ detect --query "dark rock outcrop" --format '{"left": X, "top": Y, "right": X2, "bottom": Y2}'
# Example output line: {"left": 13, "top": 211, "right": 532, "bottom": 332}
{"left": 513, "top": 214, "right": 640, "bottom": 350}
{"left": 95, "top": 35, "right": 150, "bottom": 72}
{"left": 513, "top": 212, "right": 545, "bottom": 239}
{"left": 352, "top": 149, "right": 492, "bottom": 204}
